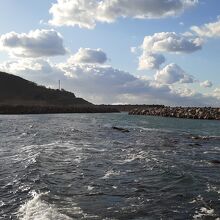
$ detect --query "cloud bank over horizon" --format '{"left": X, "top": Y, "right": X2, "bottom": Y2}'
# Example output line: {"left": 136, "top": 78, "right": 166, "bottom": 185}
{"left": 0, "top": 55, "right": 219, "bottom": 107}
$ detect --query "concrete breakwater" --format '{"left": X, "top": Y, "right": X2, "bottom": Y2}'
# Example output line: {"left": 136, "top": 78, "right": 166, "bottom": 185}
{"left": 129, "top": 106, "right": 220, "bottom": 120}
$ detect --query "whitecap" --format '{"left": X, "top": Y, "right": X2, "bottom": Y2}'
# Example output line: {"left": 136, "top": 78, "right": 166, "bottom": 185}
{"left": 87, "top": 186, "right": 94, "bottom": 191}
{"left": 193, "top": 207, "right": 215, "bottom": 219}
{"left": 0, "top": 200, "right": 5, "bottom": 207}
{"left": 192, "top": 195, "right": 217, "bottom": 219}
{"left": 18, "top": 185, "right": 31, "bottom": 193}
{"left": 18, "top": 192, "right": 73, "bottom": 220}
{"left": 206, "top": 183, "right": 220, "bottom": 194}
{"left": 116, "top": 150, "right": 150, "bottom": 165}
{"left": 21, "top": 133, "right": 27, "bottom": 136}
{"left": 101, "top": 169, "right": 121, "bottom": 179}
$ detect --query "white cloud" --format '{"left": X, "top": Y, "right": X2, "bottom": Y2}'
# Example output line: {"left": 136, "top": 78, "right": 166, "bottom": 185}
{"left": 0, "top": 29, "right": 67, "bottom": 57}
{"left": 200, "top": 80, "right": 213, "bottom": 88}
{"left": 170, "top": 87, "right": 220, "bottom": 106}
{"left": 70, "top": 48, "right": 107, "bottom": 64}
{"left": 138, "top": 52, "right": 165, "bottom": 70}
{"left": 136, "top": 32, "right": 203, "bottom": 72}
{"left": 49, "top": 0, "right": 198, "bottom": 29}
{"left": 213, "top": 88, "right": 220, "bottom": 99}
{"left": 1, "top": 57, "right": 219, "bottom": 106}
{"left": 155, "top": 63, "right": 194, "bottom": 84}
{"left": 96, "top": 0, "right": 198, "bottom": 21}
{"left": 49, "top": 0, "right": 97, "bottom": 29}
{"left": 130, "top": 47, "right": 138, "bottom": 54}
{"left": 141, "top": 32, "right": 203, "bottom": 54}
{"left": 191, "top": 17, "right": 220, "bottom": 38}
{"left": 0, "top": 58, "right": 64, "bottom": 87}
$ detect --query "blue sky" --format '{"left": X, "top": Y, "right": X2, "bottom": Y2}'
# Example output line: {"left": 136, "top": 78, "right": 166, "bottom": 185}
{"left": 0, "top": 0, "right": 220, "bottom": 106}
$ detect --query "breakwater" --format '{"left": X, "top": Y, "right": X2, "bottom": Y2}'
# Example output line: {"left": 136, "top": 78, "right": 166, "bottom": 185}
{"left": 0, "top": 105, "right": 119, "bottom": 114}
{"left": 129, "top": 106, "right": 220, "bottom": 120}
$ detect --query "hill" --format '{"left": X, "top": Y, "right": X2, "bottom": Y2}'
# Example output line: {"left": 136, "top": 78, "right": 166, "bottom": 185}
{"left": 0, "top": 71, "right": 91, "bottom": 106}
{"left": 0, "top": 72, "right": 118, "bottom": 114}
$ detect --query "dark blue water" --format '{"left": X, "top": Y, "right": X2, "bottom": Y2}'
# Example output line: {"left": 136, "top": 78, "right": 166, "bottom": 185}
{"left": 0, "top": 113, "right": 220, "bottom": 220}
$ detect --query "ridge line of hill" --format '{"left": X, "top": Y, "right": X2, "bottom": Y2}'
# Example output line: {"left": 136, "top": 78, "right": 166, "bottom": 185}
{"left": 0, "top": 71, "right": 118, "bottom": 114}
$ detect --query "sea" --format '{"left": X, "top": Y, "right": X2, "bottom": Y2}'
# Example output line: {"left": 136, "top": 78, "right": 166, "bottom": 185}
{"left": 0, "top": 113, "right": 220, "bottom": 220}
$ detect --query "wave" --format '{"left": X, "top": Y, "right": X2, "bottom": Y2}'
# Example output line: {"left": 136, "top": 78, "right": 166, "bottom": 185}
{"left": 137, "top": 127, "right": 169, "bottom": 132}
{"left": 193, "top": 207, "right": 215, "bottom": 219}
{"left": 206, "top": 183, "right": 220, "bottom": 194}
{"left": 190, "top": 135, "right": 220, "bottom": 141}
{"left": 192, "top": 195, "right": 217, "bottom": 219}
{"left": 18, "top": 192, "right": 73, "bottom": 220}
{"left": 101, "top": 169, "right": 121, "bottom": 179}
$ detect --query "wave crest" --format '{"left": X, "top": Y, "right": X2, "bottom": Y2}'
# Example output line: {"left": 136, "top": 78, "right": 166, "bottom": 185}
{"left": 18, "top": 192, "right": 72, "bottom": 220}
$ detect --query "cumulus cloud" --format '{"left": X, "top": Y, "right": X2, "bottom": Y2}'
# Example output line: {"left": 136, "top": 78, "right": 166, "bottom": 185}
{"left": 49, "top": 0, "right": 198, "bottom": 29}
{"left": 200, "top": 80, "right": 213, "bottom": 88}
{"left": 0, "top": 29, "right": 67, "bottom": 57}
{"left": 141, "top": 32, "right": 203, "bottom": 54}
{"left": 136, "top": 32, "right": 203, "bottom": 71}
{"left": 213, "top": 88, "right": 220, "bottom": 98}
{"left": 1, "top": 57, "right": 219, "bottom": 106}
{"left": 70, "top": 48, "right": 107, "bottom": 64}
{"left": 0, "top": 59, "right": 64, "bottom": 87}
{"left": 155, "top": 63, "right": 194, "bottom": 84}
{"left": 191, "top": 17, "right": 220, "bottom": 38}
{"left": 96, "top": 0, "right": 198, "bottom": 21}
{"left": 170, "top": 87, "right": 220, "bottom": 106}
{"left": 135, "top": 30, "right": 205, "bottom": 82}
{"left": 138, "top": 52, "right": 165, "bottom": 70}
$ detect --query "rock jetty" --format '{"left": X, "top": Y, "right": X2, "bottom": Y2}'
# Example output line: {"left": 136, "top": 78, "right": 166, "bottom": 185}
{"left": 0, "top": 105, "right": 119, "bottom": 115}
{"left": 129, "top": 106, "right": 220, "bottom": 120}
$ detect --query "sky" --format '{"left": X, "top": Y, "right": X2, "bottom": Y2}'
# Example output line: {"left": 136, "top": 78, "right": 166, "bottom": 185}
{"left": 0, "top": 0, "right": 220, "bottom": 106}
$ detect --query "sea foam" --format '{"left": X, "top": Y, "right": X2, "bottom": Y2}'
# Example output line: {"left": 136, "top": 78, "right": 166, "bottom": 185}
{"left": 18, "top": 192, "right": 73, "bottom": 220}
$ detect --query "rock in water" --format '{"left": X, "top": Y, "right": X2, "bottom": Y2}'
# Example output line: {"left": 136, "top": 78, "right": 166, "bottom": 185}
{"left": 210, "top": 160, "right": 220, "bottom": 165}
{"left": 112, "top": 126, "right": 130, "bottom": 133}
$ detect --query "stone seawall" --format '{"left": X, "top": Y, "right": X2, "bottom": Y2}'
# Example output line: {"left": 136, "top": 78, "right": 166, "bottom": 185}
{"left": 0, "top": 105, "right": 119, "bottom": 115}
{"left": 129, "top": 107, "right": 220, "bottom": 120}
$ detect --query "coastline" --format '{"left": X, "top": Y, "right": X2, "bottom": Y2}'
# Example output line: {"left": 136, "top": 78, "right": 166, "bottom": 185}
{"left": 0, "top": 104, "right": 219, "bottom": 120}
{"left": 0, "top": 105, "right": 119, "bottom": 115}
{"left": 129, "top": 106, "right": 220, "bottom": 120}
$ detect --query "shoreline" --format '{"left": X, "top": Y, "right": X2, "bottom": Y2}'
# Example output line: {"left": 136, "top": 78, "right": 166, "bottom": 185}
{"left": 0, "top": 105, "right": 119, "bottom": 115}
{"left": 0, "top": 105, "right": 219, "bottom": 120}
{"left": 129, "top": 106, "right": 220, "bottom": 120}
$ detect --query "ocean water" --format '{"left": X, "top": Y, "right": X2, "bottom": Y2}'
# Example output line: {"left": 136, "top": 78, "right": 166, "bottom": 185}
{"left": 0, "top": 113, "right": 220, "bottom": 220}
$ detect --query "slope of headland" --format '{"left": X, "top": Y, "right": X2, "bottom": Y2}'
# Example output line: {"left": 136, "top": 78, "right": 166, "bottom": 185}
{"left": 0, "top": 71, "right": 118, "bottom": 114}
{"left": 129, "top": 106, "right": 220, "bottom": 120}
